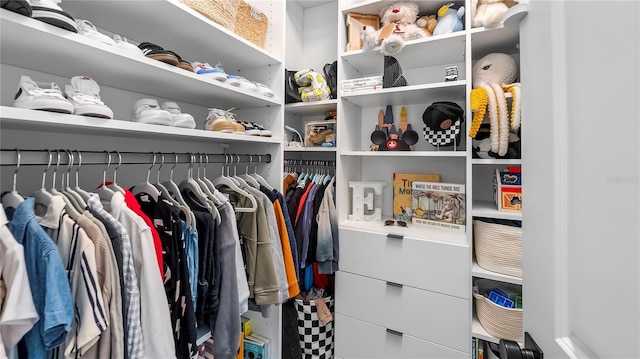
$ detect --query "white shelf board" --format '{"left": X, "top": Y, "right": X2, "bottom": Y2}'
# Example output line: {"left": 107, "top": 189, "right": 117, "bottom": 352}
{"left": 0, "top": 106, "right": 281, "bottom": 144}
{"left": 341, "top": 32, "right": 466, "bottom": 73}
{"left": 341, "top": 81, "right": 466, "bottom": 107}
{"left": 341, "top": 0, "right": 464, "bottom": 17}
{"left": 284, "top": 147, "right": 336, "bottom": 152}
{"left": 472, "top": 314, "right": 500, "bottom": 345}
{"left": 472, "top": 200, "right": 522, "bottom": 221}
{"left": 285, "top": 100, "right": 337, "bottom": 116}
{"left": 472, "top": 159, "right": 522, "bottom": 165}
{"left": 470, "top": 25, "right": 520, "bottom": 59}
{"left": 340, "top": 150, "right": 466, "bottom": 157}
{"left": 0, "top": 10, "right": 280, "bottom": 109}
{"left": 340, "top": 219, "right": 468, "bottom": 247}
{"left": 472, "top": 260, "right": 523, "bottom": 285}
{"left": 196, "top": 326, "right": 211, "bottom": 346}
{"left": 503, "top": 3, "right": 529, "bottom": 29}
{"left": 62, "top": 0, "right": 282, "bottom": 70}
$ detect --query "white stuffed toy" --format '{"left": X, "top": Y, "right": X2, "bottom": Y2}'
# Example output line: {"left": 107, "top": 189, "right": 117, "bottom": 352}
{"left": 362, "top": 1, "right": 426, "bottom": 55}
{"left": 471, "top": 0, "right": 518, "bottom": 28}
{"left": 432, "top": 2, "right": 465, "bottom": 36}
{"left": 469, "top": 53, "right": 521, "bottom": 156}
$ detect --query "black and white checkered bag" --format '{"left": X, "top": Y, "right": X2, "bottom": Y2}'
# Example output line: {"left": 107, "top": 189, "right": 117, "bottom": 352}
{"left": 295, "top": 297, "right": 335, "bottom": 359}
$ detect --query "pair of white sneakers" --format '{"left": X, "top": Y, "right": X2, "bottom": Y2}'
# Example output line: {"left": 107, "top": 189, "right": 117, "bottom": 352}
{"left": 14, "top": 75, "right": 114, "bottom": 119}
{"left": 74, "top": 18, "right": 144, "bottom": 57}
{"left": 131, "top": 99, "right": 196, "bottom": 129}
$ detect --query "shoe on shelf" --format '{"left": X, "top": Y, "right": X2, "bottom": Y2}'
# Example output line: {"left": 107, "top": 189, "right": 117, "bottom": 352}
{"left": 1, "top": 0, "right": 32, "bottom": 17}
{"left": 64, "top": 76, "right": 113, "bottom": 119}
{"left": 191, "top": 62, "right": 227, "bottom": 82}
{"left": 75, "top": 19, "right": 116, "bottom": 46}
{"left": 161, "top": 102, "right": 195, "bottom": 129}
{"left": 222, "top": 108, "right": 244, "bottom": 135}
{"left": 113, "top": 34, "right": 144, "bottom": 57}
{"left": 30, "top": 0, "right": 77, "bottom": 32}
{"left": 238, "top": 121, "right": 259, "bottom": 136}
{"left": 14, "top": 75, "right": 74, "bottom": 114}
{"left": 138, "top": 42, "right": 179, "bottom": 66}
{"left": 253, "top": 82, "right": 275, "bottom": 98}
{"left": 131, "top": 98, "right": 172, "bottom": 125}
{"left": 252, "top": 122, "right": 272, "bottom": 137}
{"left": 226, "top": 75, "right": 258, "bottom": 91}
{"left": 166, "top": 51, "right": 193, "bottom": 72}
{"left": 204, "top": 108, "right": 235, "bottom": 133}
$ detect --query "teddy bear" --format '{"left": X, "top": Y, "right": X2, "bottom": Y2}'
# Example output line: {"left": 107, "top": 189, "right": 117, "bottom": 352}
{"left": 362, "top": 1, "right": 427, "bottom": 56}
{"left": 415, "top": 14, "right": 437, "bottom": 36}
{"left": 471, "top": 0, "right": 519, "bottom": 28}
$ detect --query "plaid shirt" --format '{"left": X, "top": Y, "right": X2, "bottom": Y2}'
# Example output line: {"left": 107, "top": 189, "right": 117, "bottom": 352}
{"left": 87, "top": 194, "right": 144, "bottom": 359}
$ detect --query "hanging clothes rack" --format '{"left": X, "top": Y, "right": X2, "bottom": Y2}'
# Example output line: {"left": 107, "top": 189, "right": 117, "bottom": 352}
{"left": 0, "top": 149, "right": 271, "bottom": 167}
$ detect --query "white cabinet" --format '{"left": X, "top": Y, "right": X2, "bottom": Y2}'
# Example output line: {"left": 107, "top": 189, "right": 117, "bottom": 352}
{"left": 0, "top": 1, "right": 285, "bottom": 356}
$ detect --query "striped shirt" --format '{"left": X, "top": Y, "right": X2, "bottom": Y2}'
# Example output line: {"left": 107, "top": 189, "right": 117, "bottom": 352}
{"left": 87, "top": 194, "right": 144, "bottom": 359}
{"left": 37, "top": 195, "right": 107, "bottom": 358}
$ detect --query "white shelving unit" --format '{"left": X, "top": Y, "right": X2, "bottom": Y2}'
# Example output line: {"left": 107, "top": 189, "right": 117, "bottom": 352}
{"left": 472, "top": 200, "right": 522, "bottom": 221}
{"left": 0, "top": 1, "right": 286, "bottom": 357}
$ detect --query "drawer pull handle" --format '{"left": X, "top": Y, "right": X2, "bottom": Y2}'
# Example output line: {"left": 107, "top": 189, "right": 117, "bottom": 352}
{"left": 387, "top": 233, "right": 404, "bottom": 240}
{"left": 386, "top": 281, "right": 403, "bottom": 288}
{"left": 386, "top": 328, "right": 403, "bottom": 337}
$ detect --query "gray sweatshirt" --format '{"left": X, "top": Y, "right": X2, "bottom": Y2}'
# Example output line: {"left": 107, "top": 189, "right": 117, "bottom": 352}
{"left": 316, "top": 178, "right": 339, "bottom": 274}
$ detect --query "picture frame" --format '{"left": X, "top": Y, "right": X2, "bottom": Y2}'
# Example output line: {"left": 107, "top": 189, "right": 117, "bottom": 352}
{"left": 346, "top": 12, "right": 380, "bottom": 52}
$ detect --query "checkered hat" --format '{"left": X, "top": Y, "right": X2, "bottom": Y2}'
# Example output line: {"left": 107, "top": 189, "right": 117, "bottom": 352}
{"left": 422, "top": 101, "right": 465, "bottom": 147}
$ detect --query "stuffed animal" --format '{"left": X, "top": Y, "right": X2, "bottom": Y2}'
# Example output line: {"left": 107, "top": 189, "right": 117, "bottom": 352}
{"left": 362, "top": 1, "right": 426, "bottom": 56}
{"left": 468, "top": 53, "right": 521, "bottom": 156}
{"left": 432, "top": 2, "right": 465, "bottom": 36}
{"left": 294, "top": 69, "right": 331, "bottom": 102}
{"left": 471, "top": 0, "right": 518, "bottom": 28}
{"left": 415, "top": 14, "right": 437, "bottom": 36}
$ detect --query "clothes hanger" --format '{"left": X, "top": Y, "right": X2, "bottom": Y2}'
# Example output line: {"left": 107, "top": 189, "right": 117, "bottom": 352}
{"left": 239, "top": 155, "right": 260, "bottom": 189}
{"left": 223, "top": 154, "right": 241, "bottom": 186}
{"left": 49, "top": 149, "right": 82, "bottom": 219}
{"left": 30, "top": 149, "right": 53, "bottom": 211}
{"left": 60, "top": 150, "right": 86, "bottom": 211}
{"left": 130, "top": 152, "right": 161, "bottom": 201}
{"left": 231, "top": 154, "right": 251, "bottom": 188}
{"left": 194, "top": 153, "right": 223, "bottom": 206}
{"left": 73, "top": 150, "right": 93, "bottom": 202}
{"left": 179, "top": 153, "right": 220, "bottom": 223}
{"left": 162, "top": 152, "right": 193, "bottom": 209}
{"left": 250, "top": 154, "right": 274, "bottom": 191}
{"left": 155, "top": 152, "right": 194, "bottom": 228}
{"left": 200, "top": 153, "right": 227, "bottom": 204}
{"left": 96, "top": 151, "right": 116, "bottom": 202}
{"left": 212, "top": 154, "right": 257, "bottom": 213}
{"left": 107, "top": 151, "right": 126, "bottom": 194}
{"left": 2, "top": 149, "right": 25, "bottom": 210}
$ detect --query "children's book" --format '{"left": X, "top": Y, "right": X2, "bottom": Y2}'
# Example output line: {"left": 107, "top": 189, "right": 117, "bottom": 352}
{"left": 411, "top": 181, "right": 466, "bottom": 232}
{"left": 393, "top": 172, "right": 440, "bottom": 221}
{"left": 244, "top": 334, "right": 268, "bottom": 359}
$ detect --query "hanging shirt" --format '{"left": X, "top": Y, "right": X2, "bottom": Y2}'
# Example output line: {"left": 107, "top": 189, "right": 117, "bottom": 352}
{"left": 182, "top": 221, "right": 199, "bottom": 311}
{"left": 273, "top": 200, "right": 300, "bottom": 299}
{"left": 87, "top": 194, "right": 143, "bottom": 359}
{"left": 108, "top": 192, "right": 176, "bottom": 359}
{"left": 6, "top": 198, "right": 72, "bottom": 359}
{"left": 271, "top": 189, "right": 300, "bottom": 281}
{"left": 0, "top": 207, "right": 38, "bottom": 359}
{"left": 220, "top": 200, "right": 250, "bottom": 315}
{"left": 316, "top": 178, "right": 339, "bottom": 274}
{"left": 36, "top": 195, "right": 107, "bottom": 358}
{"left": 307, "top": 183, "right": 327, "bottom": 267}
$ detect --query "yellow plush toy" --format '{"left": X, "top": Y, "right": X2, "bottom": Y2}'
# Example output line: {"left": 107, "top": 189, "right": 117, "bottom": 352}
{"left": 415, "top": 15, "right": 437, "bottom": 36}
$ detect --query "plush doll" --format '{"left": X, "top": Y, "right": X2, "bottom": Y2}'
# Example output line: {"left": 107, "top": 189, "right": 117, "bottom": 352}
{"left": 471, "top": 0, "right": 518, "bottom": 28}
{"left": 294, "top": 69, "right": 331, "bottom": 102}
{"left": 468, "top": 53, "right": 521, "bottom": 157}
{"left": 415, "top": 14, "right": 437, "bottom": 36}
{"left": 432, "top": 2, "right": 465, "bottom": 36}
{"left": 362, "top": 1, "right": 426, "bottom": 56}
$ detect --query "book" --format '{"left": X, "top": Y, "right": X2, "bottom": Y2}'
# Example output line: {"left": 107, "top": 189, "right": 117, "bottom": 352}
{"left": 249, "top": 333, "right": 271, "bottom": 359}
{"left": 392, "top": 172, "right": 441, "bottom": 221}
{"left": 411, "top": 181, "right": 466, "bottom": 232}
{"left": 340, "top": 84, "right": 382, "bottom": 93}
{"left": 244, "top": 334, "right": 268, "bottom": 359}
{"left": 241, "top": 316, "right": 252, "bottom": 337}
{"left": 341, "top": 75, "right": 383, "bottom": 89}
{"left": 236, "top": 331, "right": 245, "bottom": 359}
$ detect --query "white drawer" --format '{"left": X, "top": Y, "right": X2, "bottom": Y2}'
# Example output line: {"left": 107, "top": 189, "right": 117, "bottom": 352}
{"left": 335, "top": 271, "right": 469, "bottom": 352}
{"left": 339, "top": 227, "right": 470, "bottom": 298}
{"left": 334, "top": 313, "right": 467, "bottom": 359}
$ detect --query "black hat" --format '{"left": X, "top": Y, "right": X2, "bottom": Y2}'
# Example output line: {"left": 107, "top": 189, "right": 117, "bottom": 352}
{"left": 422, "top": 101, "right": 465, "bottom": 147}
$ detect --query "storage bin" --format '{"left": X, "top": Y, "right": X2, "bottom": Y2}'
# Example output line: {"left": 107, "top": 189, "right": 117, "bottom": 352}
{"left": 295, "top": 297, "right": 335, "bottom": 359}
{"left": 473, "top": 218, "right": 522, "bottom": 278}
{"left": 179, "top": 0, "right": 239, "bottom": 31}
{"left": 234, "top": 0, "right": 269, "bottom": 48}
{"left": 474, "top": 279, "right": 523, "bottom": 342}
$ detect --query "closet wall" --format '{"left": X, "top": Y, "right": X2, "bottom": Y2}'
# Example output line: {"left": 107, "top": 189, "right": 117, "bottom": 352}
{"left": 0, "top": 1, "right": 286, "bottom": 357}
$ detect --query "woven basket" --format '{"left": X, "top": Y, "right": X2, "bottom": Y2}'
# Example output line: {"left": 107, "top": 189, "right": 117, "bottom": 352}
{"left": 474, "top": 219, "right": 522, "bottom": 278}
{"left": 180, "top": 0, "right": 240, "bottom": 31}
{"left": 234, "top": 0, "right": 269, "bottom": 48}
{"left": 474, "top": 279, "right": 523, "bottom": 342}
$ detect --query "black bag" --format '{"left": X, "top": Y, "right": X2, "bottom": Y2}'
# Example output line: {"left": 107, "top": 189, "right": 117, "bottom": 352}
{"left": 285, "top": 69, "right": 302, "bottom": 104}
{"left": 323, "top": 61, "right": 337, "bottom": 99}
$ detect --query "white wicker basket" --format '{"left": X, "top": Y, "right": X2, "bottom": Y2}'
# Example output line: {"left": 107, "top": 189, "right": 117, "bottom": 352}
{"left": 473, "top": 219, "right": 522, "bottom": 278}
{"left": 474, "top": 279, "right": 523, "bottom": 342}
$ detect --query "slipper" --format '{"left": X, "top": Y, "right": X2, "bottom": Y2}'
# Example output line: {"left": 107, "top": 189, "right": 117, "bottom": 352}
{"left": 138, "top": 42, "right": 179, "bottom": 66}
{"left": 1, "top": 0, "right": 32, "bottom": 17}
{"left": 166, "top": 50, "right": 193, "bottom": 72}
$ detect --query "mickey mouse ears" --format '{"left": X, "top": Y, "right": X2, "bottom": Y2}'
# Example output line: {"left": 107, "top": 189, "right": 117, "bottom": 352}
{"left": 422, "top": 101, "right": 465, "bottom": 146}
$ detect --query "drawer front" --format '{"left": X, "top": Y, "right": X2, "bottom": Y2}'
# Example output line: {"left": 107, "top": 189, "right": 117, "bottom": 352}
{"left": 339, "top": 228, "right": 469, "bottom": 298}
{"left": 334, "top": 313, "right": 467, "bottom": 359}
{"left": 335, "top": 271, "right": 469, "bottom": 352}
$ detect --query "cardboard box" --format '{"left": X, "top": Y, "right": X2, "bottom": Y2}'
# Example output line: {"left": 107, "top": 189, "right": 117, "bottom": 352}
{"left": 305, "top": 120, "right": 336, "bottom": 147}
